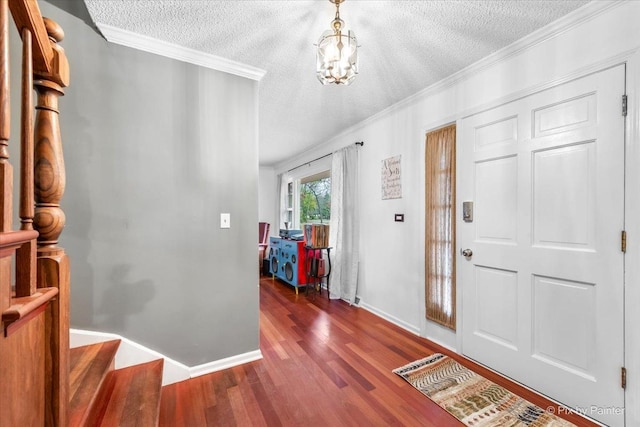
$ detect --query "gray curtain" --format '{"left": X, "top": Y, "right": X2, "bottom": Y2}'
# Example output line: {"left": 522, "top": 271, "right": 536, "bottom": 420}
{"left": 329, "top": 145, "right": 360, "bottom": 302}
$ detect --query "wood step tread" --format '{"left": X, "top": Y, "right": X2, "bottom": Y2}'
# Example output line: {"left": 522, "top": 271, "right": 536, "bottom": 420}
{"left": 93, "top": 359, "right": 164, "bottom": 427}
{"left": 69, "top": 340, "right": 121, "bottom": 426}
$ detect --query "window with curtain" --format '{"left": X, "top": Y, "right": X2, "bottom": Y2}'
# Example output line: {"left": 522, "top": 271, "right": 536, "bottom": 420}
{"left": 425, "top": 124, "right": 456, "bottom": 330}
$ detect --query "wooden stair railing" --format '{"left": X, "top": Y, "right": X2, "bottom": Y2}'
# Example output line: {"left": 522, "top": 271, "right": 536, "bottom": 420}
{"left": 0, "top": 0, "right": 70, "bottom": 425}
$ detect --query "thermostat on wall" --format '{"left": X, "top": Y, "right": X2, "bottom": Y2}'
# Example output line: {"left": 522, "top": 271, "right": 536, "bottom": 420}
{"left": 395, "top": 214, "right": 404, "bottom": 222}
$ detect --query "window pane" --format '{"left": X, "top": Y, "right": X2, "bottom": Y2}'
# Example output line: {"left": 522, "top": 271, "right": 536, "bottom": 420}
{"left": 300, "top": 175, "right": 331, "bottom": 225}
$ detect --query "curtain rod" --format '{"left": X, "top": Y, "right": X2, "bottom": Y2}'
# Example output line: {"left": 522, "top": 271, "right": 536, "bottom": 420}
{"left": 287, "top": 141, "right": 364, "bottom": 173}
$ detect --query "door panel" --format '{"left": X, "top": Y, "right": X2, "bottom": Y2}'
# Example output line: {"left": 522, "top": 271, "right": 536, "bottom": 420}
{"left": 532, "top": 275, "right": 596, "bottom": 377}
{"left": 474, "top": 266, "right": 519, "bottom": 350}
{"left": 476, "top": 156, "right": 518, "bottom": 243}
{"left": 532, "top": 142, "right": 595, "bottom": 249}
{"left": 458, "top": 65, "right": 625, "bottom": 427}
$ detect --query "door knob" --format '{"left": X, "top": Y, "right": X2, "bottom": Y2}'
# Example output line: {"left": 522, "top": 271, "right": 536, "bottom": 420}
{"left": 461, "top": 248, "right": 473, "bottom": 258}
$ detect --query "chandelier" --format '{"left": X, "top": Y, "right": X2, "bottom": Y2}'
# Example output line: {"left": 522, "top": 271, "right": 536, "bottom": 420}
{"left": 316, "top": 0, "right": 358, "bottom": 85}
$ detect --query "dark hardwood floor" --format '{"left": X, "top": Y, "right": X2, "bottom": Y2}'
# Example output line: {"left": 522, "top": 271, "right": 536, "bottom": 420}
{"left": 159, "top": 276, "right": 597, "bottom": 426}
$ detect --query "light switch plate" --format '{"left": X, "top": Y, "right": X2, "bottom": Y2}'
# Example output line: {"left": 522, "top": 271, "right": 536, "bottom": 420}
{"left": 220, "top": 213, "right": 231, "bottom": 229}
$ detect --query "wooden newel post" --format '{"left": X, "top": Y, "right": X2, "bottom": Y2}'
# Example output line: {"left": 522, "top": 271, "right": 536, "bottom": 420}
{"left": 34, "top": 77, "right": 66, "bottom": 249}
{"left": 32, "top": 17, "right": 69, "bottom": 427}
{"left": 34, "top": 18, "right": 66, "bottom": 253}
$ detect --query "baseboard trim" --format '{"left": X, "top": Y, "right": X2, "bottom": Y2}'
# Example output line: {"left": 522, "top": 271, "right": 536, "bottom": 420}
{"left": 357, "top": 301, "right": 457, "bottom": 352}
{"left": 189, "top": 350, "right": 263, "bottom": 378}
{"left": 70, "top": 329, "right": 262, "bottom": 385}
{"left": 423, "top": 334, "right": 457, "bottom": 353}
{"left": 358, "top": 302, "right": 421, "bottom": 336}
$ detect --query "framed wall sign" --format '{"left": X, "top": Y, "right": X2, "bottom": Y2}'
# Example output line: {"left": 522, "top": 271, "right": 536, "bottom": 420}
{"left": 381, "top": 155, "right": 402, "bottom": 199}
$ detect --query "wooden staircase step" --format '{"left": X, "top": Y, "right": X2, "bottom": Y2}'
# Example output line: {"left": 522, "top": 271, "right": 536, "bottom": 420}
{"left": 92, "top": 359, "right": 164, "bottom": 427}
{"left": 69, "top": 340, "right": 121, "bottom": 426}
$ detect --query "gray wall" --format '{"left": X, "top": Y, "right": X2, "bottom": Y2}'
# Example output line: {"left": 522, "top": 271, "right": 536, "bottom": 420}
{"left": 10, "top": 1, "right": 260, "bottom": 366}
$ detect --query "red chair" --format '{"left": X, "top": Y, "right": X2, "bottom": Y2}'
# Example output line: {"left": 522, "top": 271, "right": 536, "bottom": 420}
{"left": 259, "top": 222, "right": 270, "bottom": 271}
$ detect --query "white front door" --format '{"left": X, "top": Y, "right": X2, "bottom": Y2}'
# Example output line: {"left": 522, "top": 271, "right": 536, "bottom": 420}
{"left": 458, "top": 65, "right": 625, "bottom": 426}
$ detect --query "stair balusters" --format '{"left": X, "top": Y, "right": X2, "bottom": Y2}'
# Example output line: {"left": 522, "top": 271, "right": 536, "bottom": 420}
{"left": 15, "top": 26, "right": 36, "bottom": 297}
{"left": 0, "top": 0, "right": 11, "bottom": 315}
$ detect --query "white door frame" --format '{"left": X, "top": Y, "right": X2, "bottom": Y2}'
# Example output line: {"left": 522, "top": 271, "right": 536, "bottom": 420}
{"left": 623, "top": 49, "right": 640, "bottom": 427}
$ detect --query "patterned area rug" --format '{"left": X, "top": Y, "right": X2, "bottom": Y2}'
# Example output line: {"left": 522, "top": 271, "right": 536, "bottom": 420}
{"left": 393, "top": 353, "right": 575, "bottom": 426}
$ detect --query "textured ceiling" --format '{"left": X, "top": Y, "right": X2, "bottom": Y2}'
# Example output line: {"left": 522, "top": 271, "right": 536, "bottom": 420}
{"left": 83, "top": 0, "right": 590, "bottom": 166}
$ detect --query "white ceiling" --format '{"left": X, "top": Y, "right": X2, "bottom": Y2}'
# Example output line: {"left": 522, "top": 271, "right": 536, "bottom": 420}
{"left": 83, "top": 0, "right": 590, "bottom": 167}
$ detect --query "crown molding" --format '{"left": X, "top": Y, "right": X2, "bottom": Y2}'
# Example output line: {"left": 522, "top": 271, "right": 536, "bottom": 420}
{"left": 273, "top": 0, "right": 623, "bottom": 172}
{"left": 96, "top": 23, "right": 266, "bottom": 81}
{"left": 347, "top": 0, "right": 623, "bottom": 136}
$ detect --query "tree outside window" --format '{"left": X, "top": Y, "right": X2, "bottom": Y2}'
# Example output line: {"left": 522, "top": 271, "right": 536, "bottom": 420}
{"left": 300, "top": 174, "right": 330, "bottom": 225}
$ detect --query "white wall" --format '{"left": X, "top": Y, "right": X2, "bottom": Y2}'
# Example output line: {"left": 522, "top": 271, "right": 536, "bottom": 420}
{"left": 273, "top": 2, "right": 640, "bottom": 425}
{"left": 259, "top": 166, "right": 277, "bottom": 235}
